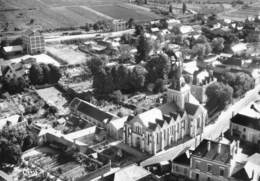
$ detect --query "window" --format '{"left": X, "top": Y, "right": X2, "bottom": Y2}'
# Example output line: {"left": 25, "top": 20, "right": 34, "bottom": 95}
{"left": 195, "top": 173, "right": 199, "bottom": 180}
{"left": 207, "top": 177, "right": 211, "bottom": 181}
{"left": 164, "top": 130, "right": 166, "bottom": 140}
{"left": 184, "top": 168, "right": 187, "bottom": 174}
{"left": 207, "top": 164, "right": 212, "bottom": 172}
{"left": 176, "top": 166, "right": 179, "bottom": 172}
{"left": 220, "top": 168, "right": 224, "bottom": 176}
{"left": 195, "top": 161, "right": 199, "bottom": 169}
{"left": 157, "top": 133, "right": 159, "bottom": 144}
{"left": 243, "top": 128, "right": 246, "bottom": 132}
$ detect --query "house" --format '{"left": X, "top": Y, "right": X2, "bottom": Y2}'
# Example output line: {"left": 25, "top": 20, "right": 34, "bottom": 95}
{"left": 190, "top": 139, "right": 241, "bottom": 181}
{"left": 231, "top": 153, "right": 260, "bottom": 181}
{"left": 100, "top": 164, "right": 160, "bottom": 181}
{"left": 191, "top": 69, "right": 217, "bottom": 105}
{"left": 231, "top": 43, "right": 247, "bottom": 55}
{"left": 0, "top": 114, "right": 22, "bottom": 130}
{"left": 230, "top": 113, "right": 260, "bottom": 144}
{"left": 179, "top": 25, "right": 194, "bottom": 36}
{"left": 172, "top": 149, "right": 191, "bottom": 178}
{"left": 69, "top": 98, "right": 118, "bottom": 128}
{"left": 111, "top": 19, "right": 127, "bottom": 32}
{"left": 23, "top": 29, "right": 45, "bottom": 55}
{"left": 3, "top": 63, "right": 26, "bottom": 81}
{"left": 107, "top": 116, "right": 128, "bottom": 140}
{"left": 2, "top": 45, "right": 23, "bottom": 59}
{"left": 123, "top": 61, "right": 207, "bottom": 155}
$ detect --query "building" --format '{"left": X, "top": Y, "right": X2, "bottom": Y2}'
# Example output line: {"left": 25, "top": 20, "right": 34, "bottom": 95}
{"left": 2, "top": 45, "right": 23, "bottom": 59}
{"left": 123, "top": 60, "right": 207, "bottom": 155}
{"left": 107, "top": 116, "right": 128, "bottom": 140}
{"left": 172, "top": 149, "right": 191, "bottom": 178}
{"left": 230, "top": 113, "right": 260, "bottom": 144}
{"left": 3, "top": 63, "right": 26, "bottom": 81}
{"left": 101, "top": 164, "right": 160, "bottom": 181}
{"left": 111, "top": 19, "right": 127, "bottom": 32}
{"left": 69, "top": 98, "right": 118, "bottom": 128}
{"left": 231, "top": 153, "right": 260, "bottom": 181}
{"left": 231, "top": 43, "right": 247, "bottom": 55}
{"left": 23, "top": 29, "right": 45, "bottom": 55}
{"left": 190, "top": 139, "right": 241, "bottom": 181}
{"left": 191, "top": 69, "right": 217, "bottom": 105}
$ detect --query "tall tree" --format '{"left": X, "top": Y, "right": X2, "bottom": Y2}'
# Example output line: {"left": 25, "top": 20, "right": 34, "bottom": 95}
{"left": 48, "top": 64, "right": 62, "bottom": 84}
{"left": 182, "top": 2, "right": 187, "bottom": 14}
{"left": 135, "top": 35, "right": 152, "bottom": 63}
{"left": 212, "top": 37, "right": 225, "bottom": 53}
{"left": 29, "top": 63, "right": 44, "bottom": 85}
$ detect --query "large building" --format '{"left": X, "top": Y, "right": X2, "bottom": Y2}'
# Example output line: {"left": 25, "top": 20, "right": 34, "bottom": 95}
{"left": 23, "top": 29, "right": 45, "bottom": 55}
{"left": 190, "top": 139, "right": 241, "bottom": 181}
{"left": 230, "top": 113, "right": 260, "bottom": 144}
{"left": 123, "top": 60, "right": 207, "bottom": 155}
{"left": 111, "top": 19, "right": 127, "bottom": 32}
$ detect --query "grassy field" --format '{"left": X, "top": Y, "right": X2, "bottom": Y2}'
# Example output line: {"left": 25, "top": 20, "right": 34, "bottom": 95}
{"left": 220, "top": 5, "right": 260, "bottom": 20}
{"left": 0, "top": 0, "right": 160, "bottom": 31}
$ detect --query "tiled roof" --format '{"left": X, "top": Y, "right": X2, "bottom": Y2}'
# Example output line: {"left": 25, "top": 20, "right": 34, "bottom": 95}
{"left": 231, "top": 113, "right": 260, "bottom": 131}
{"left": 192, "top": 139, "right": 231, "bottom": 164}
{"left": 185, "top": 103, "right": 199, "bottom": 116}
{"left": 69, "top": 98, "right": 116, "bottom": 123}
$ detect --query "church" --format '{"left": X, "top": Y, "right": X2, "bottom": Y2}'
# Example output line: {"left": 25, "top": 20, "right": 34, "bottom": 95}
{"left": 123, "top": 60, "right": 208, "bottom": 155}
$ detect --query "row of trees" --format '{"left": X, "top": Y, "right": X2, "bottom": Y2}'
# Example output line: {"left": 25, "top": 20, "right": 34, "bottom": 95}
{"left": 29, "top": 63, "right": 62, "bottom": 85}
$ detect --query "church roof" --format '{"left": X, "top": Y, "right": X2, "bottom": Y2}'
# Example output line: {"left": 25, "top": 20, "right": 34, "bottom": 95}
{"left": 185, "top": 103, "right": 199, "bottom": 116}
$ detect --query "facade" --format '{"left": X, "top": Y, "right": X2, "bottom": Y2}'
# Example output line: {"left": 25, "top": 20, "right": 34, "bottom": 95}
{"left": 69, "top": 98, "right": 118, "bottom": 128}
{"left": 111, "top": 19, "right": 127, "bottom": 32}
{"left": 230, "top": 113, "right": 260, "bottom": 144}
{"left": 23, "top": 29, "right": 45, "bottom": 55}
{"left": 2, "top": 45, "right": 23, "bottom": 59}
{"left": 190, "top": 139, "right": 240, "bottom": 181}
{"left": 107, "top": 116, "right": 128, "bottom": 140}
{"left": 123, "top": 60, "right": 207, "bottom": 155}
{"left": 172, "top": 150, "right": 190, "bottom": 178}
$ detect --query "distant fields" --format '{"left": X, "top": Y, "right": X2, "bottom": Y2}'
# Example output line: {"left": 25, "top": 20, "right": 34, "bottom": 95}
{"left": 0, "top": 0, "right": 161, "bottom": 31}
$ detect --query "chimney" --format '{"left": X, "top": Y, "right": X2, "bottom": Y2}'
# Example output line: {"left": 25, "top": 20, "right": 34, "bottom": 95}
{"left": 218, "top": 143, "right": 222, "bottom": 154}
{"left": 207, "top": 140, "right": 211, "bottom": 151}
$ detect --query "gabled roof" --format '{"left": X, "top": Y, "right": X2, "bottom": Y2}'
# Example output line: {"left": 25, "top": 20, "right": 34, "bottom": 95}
{"left": 192, "top": 139, "right": 231, "bottom": 164}
{"left": 231, "top": 168, "right": 250, "bottom": 181}
{"left": 69, "top": 98, "right": 117, "bottom": 123}
{"left": 231, "top": 113, "right": 260, "bottom": 131}
{"left": 185, "top": 103, "right": 199, "bottom": 116}
{"left": 173, "top": 151, "right": 190, "bottom": 166}
{"left": 136, "top": 108, "right": 163, "bottom": 127}
{"left": 103, "top": 164, "right": 153, "bottom": 181}
{"left": 109, "top": 116, "right": 128, "bottom": 130}
{"left": 3, "top": 45, "right": 23, "bottom": 53}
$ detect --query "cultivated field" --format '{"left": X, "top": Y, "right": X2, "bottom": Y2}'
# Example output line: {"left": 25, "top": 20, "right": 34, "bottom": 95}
{"left": 46, "top": 44, "right": 89, "bottom": 65}
{"left": 0, "top": 0, "right": 160, "bottom": 31}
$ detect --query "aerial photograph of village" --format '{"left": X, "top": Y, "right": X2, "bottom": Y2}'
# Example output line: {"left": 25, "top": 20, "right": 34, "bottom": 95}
{"left": 0, "top": 0, "right": 260, "bottom": 180}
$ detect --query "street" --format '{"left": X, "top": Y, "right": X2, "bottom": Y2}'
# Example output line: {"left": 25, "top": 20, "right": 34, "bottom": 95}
{"left": 140, "top": 84, "right": 260, "bottom": 167}
{"left": 44, "top": 29, "right": 135, "bottom": 43}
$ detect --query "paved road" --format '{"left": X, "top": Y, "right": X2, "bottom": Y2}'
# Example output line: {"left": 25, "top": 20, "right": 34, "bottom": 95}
{"left": 45, "top": 29, "right": 135, "bottom": 43}
{"left": 140, "top": 84, "right": 260, "bottom": 167}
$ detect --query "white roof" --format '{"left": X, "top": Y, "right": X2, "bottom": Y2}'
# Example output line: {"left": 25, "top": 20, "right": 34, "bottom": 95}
{"left": 3, "top": 45, "right": 23, "bottom": 53}
{"left": 151, "top": 27, "right": 160, "bottom": 32}
{"left": 197, "top": 70, "right": 209, "bottom": 82}
{"left": 224, "top": 19, "right": 232, "bottom": 24}
{"left": 167, "top": 19, "right": 181, "bottom": 24}
{"left": 113, "top": 164, "right": 150, "bottom": 181}
{"left": 109, "top": 116, "right": 128, "bottom": 130}
{"left": 0, "top": 114, "right": 20, "bottom": 130}
{"left": 137, "top": 108, "right": 163, "bottom": 127}
{"left": 10, "top": 54, "right": 60, "bottom": 67}
{"left": 231, "top": 43, "right": 247, "bottom": 53}
{"left": 245, "top": 153, "right": 260, "bottom": 181}
{"left": 179, "top": 26, "right": 194, "bottom": 34}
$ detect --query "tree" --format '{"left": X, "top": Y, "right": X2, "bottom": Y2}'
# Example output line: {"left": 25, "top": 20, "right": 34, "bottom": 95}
{"left": 127, "top": 18, "right": 135, "bottom": 29}
{"left": 206, "top": 82, "right": 233, "bottom": 110}
{"left": 135, "top": 25, "right": 145, "bottom": 36}
{"left": 182, "top": 2, "right": 187, "bottom": 14}
{"left": 130, "top": 65, "right": 147, "bottom": 90}
{"left": 48, "top": 64, "right": 62, "bottom": 84}
{"left": 223, "top": 72, "right": 255, "bottom": 98}
{"left": 154, "top": 79, "right": 167, "bottom": 93}
{"left": 88, "top": 57, "right": 108, "bottom": 75}
{"left": 211, "top": 37, "right": 225, "bottom": 53}
{"left": 29, "top": 63, "right": 44, "bottom": 85}
{"left": 40, "top": 63, "right": 51, "bottom": 84}
{"left": 135, "top": 35, "right": 152, "bottom": 63}
{"left": 109, "top": 90, "right": 124, "bottom": 103}
{"left": 169, "top": 4, "right": 173, "bottom": 13}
